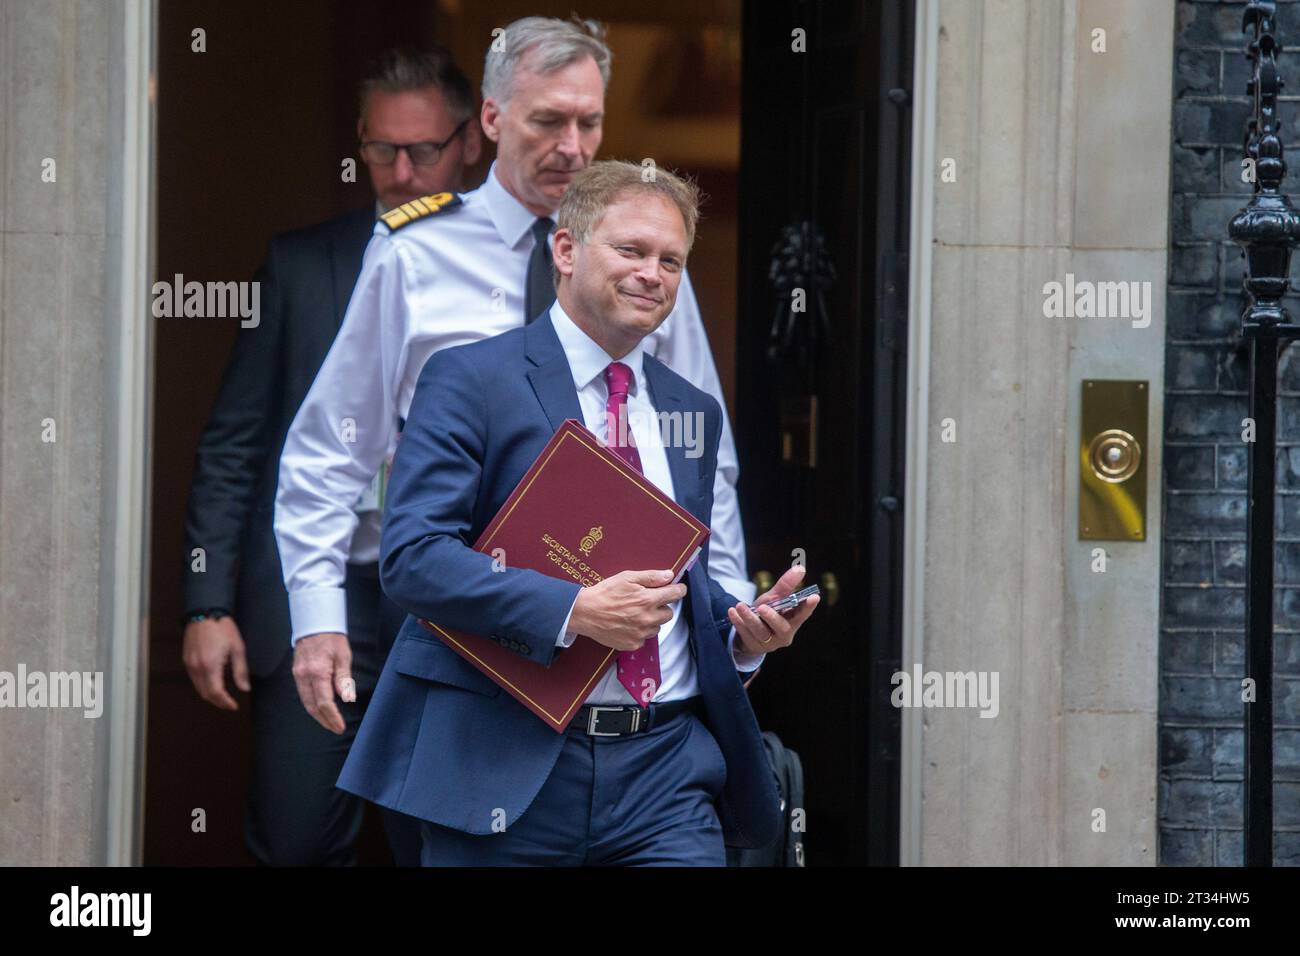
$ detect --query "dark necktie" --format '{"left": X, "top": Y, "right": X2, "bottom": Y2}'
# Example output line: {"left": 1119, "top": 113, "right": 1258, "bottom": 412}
{"left": 604, "top": 362, "right": 660, "bottom": 704}
{"left": 524, "top": 217, "right": 555, "bottom": 324}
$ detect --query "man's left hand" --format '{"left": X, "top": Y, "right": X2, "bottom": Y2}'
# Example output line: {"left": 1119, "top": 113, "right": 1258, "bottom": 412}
{"left": 729, "top": 565, "right": 819, "bottom": 656}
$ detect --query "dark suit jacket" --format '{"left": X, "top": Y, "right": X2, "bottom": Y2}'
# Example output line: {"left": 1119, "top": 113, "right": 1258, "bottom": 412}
{"left": 182, "top": 206, "right": 375, "bottom": 677}
{"left": 336, "top": 313, "right": 783, "bottom": 850}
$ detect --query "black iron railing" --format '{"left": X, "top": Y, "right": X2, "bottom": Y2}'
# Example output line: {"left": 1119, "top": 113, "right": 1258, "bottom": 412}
{"left": 1228, "top": 0, "right": 1300, "bottom": 867}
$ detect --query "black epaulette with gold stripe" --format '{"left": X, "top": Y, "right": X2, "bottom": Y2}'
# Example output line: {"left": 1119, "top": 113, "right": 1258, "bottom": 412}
{"left": 379, "top": 191, "right": 463, "bottom": 232}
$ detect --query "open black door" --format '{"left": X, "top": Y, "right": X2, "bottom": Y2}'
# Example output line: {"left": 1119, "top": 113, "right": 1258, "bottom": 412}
{"left": 737, "top": 0, "right": 911, "bottom": 866}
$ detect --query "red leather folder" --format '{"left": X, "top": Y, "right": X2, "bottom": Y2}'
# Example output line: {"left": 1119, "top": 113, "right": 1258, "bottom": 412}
{"left": 418, "top": 419, "right": 710, "bottom": 732}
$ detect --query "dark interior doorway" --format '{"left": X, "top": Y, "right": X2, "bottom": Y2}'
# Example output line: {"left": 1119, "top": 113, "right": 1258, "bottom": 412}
{"left": 737, "top": 0, "right": 911, "bottom": 865}
{"left": 145, "top": 0, "right": 905, "bottom": 867}
{"left": 146, "top": 0, "right": 744, "bottom": 865}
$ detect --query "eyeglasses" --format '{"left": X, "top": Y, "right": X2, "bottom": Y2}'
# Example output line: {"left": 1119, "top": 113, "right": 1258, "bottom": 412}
{"left": 359, "top": 118, "right": 470, "bottom": 166}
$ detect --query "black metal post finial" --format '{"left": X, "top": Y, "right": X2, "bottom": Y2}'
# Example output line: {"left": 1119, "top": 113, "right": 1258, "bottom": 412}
{"left": 1231, "top": 2, "right": 1300, "bottom": 334}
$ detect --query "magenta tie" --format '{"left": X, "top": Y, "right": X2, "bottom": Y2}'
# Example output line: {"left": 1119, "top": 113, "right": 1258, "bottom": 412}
{"left": 604, "top": 362, "right": 661, "bottom": 705}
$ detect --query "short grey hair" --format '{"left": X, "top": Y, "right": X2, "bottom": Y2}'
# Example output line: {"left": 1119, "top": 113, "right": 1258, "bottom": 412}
{"left": 358, "top": 46, "right": 476, "bottom": 125}
{"left": 482, "top": 16, "right": 612, "bottom": 105}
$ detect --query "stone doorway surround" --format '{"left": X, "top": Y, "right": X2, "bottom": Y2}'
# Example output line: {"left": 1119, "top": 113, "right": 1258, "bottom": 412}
{"left": 901, "top": 0, "right": 1173, "bottom": 865}
{"left": 0, "top": 0, "right": 155, "bottom": 865}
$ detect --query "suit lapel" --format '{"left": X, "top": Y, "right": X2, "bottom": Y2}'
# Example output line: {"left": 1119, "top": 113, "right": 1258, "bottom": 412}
{"left": 644, "top": 356, "right": 712, "bottom": 654}
{"left": 524, "top": 320, "right": 699, "bottom": 513}
{"left": 331, "top": 207, "right": 376, "bottom": 329}
{"left": 524, "top": 314, "right": 584, "bottom": 432}
{"left": 642, "top": 356, "right": 697, "bottom": 514}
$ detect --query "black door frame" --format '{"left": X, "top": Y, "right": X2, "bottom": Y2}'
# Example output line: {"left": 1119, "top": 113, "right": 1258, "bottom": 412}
{"left": 866, "top": 0, "right": 912, "bottom": 867}
{"left": 736, "top": 0, "right": 912, "bottom": 865}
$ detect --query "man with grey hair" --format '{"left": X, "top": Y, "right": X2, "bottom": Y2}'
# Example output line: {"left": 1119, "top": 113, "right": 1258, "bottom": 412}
{"left": 181, "top": 45, "right": 478, "bottom": 866}
{"left": 276, "top": 17, "right": 759, "bottom": 745}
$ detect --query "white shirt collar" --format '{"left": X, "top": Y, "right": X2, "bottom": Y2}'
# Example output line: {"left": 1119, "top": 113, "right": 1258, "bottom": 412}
{"left": 483, "top": 161, "right": 551, "bottom": 249}
{"left": 548, "top": 300, "right": 646, "bottom": 397}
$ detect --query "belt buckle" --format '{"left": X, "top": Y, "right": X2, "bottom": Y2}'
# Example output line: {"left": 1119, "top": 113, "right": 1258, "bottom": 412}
{"left": 586, "top": 705, "right": 641, "bottom": 736}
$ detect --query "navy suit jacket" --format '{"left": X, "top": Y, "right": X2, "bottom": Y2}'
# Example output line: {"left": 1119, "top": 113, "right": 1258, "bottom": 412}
{"left": 337, "top": 313, "right": 782, "bottom": 849}
{"left": 181, "top": 207, "right": 375, "bottom": 677}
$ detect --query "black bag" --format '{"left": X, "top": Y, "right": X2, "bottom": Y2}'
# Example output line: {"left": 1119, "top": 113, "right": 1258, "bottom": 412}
{"left": 725, "top": 731, "right": 805, "bottom": 867}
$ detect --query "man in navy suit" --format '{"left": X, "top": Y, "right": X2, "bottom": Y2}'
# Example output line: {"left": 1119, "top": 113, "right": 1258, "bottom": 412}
{"left": 339, "top": 160, "right": 817, "bottom": 865}
{"left": 179, "top": 48, "right": 481, "bottom": 866}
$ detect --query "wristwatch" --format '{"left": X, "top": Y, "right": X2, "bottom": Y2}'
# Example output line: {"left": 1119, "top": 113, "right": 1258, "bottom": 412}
{"left": 182, "top": 607, "right": 230, "bottom": 627}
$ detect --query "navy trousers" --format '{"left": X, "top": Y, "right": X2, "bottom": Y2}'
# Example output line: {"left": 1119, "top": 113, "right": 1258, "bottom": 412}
{"left": 418, "top": 706, "right": 729, "bottom": 866}
{"left": 245, "top": 562, "right": 423, "bottom": 866}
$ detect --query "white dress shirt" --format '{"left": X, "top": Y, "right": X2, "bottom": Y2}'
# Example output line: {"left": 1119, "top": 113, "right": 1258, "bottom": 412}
{"left": 546, "top": 303, "right": 763, "bottom": 704}
{"left": 275, "top": 162, "right": 755, "bottom": 643}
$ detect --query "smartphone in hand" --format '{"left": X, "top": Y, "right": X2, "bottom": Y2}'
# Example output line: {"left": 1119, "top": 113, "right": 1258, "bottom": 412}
{"left": 749, "top": 584, "right": 820, "bottom": 615}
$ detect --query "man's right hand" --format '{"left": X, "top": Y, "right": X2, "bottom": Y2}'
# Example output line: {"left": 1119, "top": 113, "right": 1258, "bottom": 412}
{"left": 567, "top": 569, "right": 686, "bottom": 652}
{"left": 182, "top": 616, "right": 251, "bottom": 711}
{"left": 292, "top": 632, "right": 355, "bottom": 734}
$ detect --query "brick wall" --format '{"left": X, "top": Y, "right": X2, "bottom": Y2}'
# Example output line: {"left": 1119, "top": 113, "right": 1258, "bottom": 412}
{"left": 1162, "top": 0, "right": 1300, "bottom": 865}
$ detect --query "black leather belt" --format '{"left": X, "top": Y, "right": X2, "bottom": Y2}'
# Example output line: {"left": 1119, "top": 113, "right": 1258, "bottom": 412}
{"left": 567, "top": 697, "right": 701, "bottom": 736}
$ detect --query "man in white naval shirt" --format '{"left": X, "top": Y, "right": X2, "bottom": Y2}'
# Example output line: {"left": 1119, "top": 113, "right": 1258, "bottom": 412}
{"left": 277, "top": 16, "right": 756, "bottom": 735}
{"left": 337, "top": 160, "right": 817, "bottom": 865}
